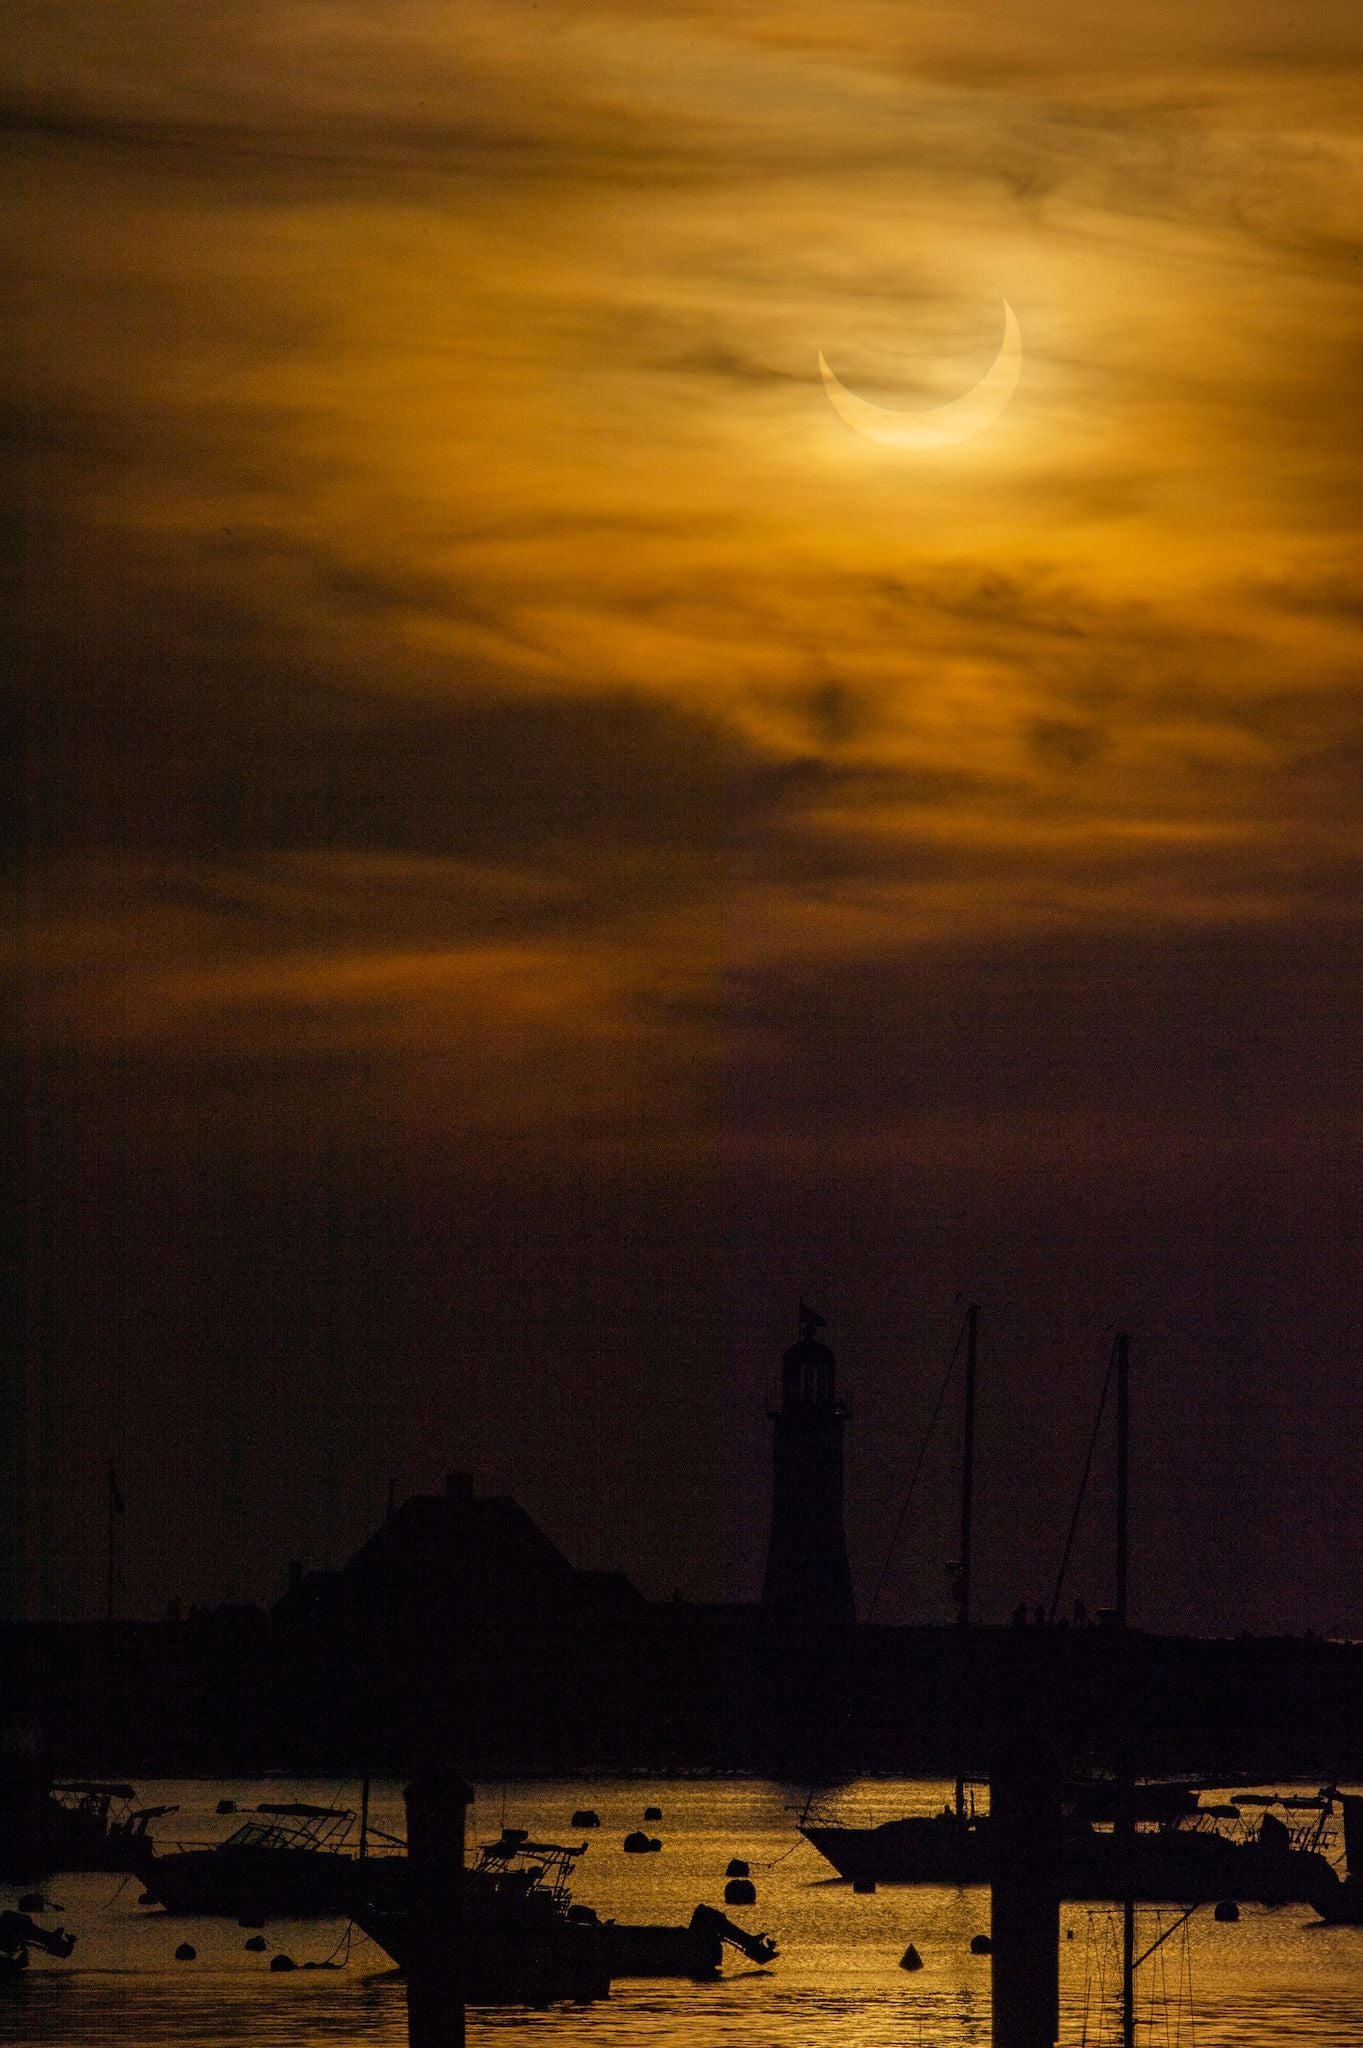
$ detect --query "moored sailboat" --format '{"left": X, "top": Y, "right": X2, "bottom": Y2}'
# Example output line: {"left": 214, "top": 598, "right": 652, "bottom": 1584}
{"left": 802, "top": 1323, "right": 1338, "bottom": 1911}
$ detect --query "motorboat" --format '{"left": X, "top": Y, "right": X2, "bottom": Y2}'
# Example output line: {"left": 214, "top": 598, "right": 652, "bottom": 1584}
{"left": 354, "top": 1830, "right": 610, "bottom": 2004}
{"left": 354, "top": 1826, "right": 779, "bottom": 2002}
{"left": 0, "top": 1771, "right": 175, "bottom": 1883}
{"left": 140, "top": 1801, "right": 406, "bottom": 1917}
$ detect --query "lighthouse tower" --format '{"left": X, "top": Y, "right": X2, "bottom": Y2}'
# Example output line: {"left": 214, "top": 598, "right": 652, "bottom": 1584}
{"left": 761, "top": 1305, "right": 855, "bottom": 1632}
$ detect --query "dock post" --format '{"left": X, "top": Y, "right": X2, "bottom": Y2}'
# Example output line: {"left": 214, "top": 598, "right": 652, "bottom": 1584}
{"left": 990, "top": 1730, "right": 1062, "bottom": 2048}
{"left": 404, "top": 1765, "right": 473, "bottom": 2048}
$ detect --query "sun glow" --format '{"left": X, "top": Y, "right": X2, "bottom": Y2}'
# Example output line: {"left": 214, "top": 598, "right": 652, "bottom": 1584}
{"left": 819, "top": 300, "right": 1023, "bottom": 450}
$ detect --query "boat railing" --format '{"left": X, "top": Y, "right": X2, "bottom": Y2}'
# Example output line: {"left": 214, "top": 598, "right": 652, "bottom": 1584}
{"left": 253, "top": 1802, "right": 356, "bottom": 1850}
{"left": 49, "top": 1783, "right": 138, "bottom": 1826}
{"left": 476, "top": 1834, "right": 586, "bottom": 1909}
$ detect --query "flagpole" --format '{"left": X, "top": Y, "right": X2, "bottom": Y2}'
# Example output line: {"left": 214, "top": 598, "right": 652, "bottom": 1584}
{"left": 106, "top": 1463, "right": 121, "bottom": 1624}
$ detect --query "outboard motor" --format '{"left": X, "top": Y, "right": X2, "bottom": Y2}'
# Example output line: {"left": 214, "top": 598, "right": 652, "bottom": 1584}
{"left": 0, "top": 1910, "right": 77, "bottom": 1967}
{"left": 688, "top": 1903, "right": 778, "bottom": 1965}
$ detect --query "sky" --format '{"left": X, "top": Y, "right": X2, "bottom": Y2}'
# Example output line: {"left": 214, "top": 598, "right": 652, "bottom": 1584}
{"left": 8, "top": 2, "right": 1363, "bottom": 1635}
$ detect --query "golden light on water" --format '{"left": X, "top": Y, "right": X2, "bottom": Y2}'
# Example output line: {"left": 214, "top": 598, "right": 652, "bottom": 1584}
{"left": 11, "top": 1776, "right": 1363, "bottom": 2045}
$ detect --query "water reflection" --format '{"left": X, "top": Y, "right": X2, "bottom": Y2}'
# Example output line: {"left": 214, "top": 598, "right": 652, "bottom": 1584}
{"left": 7, "top": 1778, "right": 1361, "bottom": 2046}
{"left": 11, "top": 1970, "right": 411, "bottom": 2047}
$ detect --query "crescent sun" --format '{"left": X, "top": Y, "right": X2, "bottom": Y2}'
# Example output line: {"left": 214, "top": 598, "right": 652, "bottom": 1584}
{"left": 819, "top": 300, "right": 1022, "bottom": 450}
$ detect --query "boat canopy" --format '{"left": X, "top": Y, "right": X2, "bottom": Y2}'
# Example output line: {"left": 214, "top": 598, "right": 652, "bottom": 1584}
{"left": 256, "top": 1803, "right": 355, "bottom": 1819}
{"left": 476, "top": 1833, "right": 585, "bottom": 1908}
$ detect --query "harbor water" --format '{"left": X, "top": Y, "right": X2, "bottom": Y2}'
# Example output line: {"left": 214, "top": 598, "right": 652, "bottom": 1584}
{"left": 6, "top": 1777, "right": 1361, "bottom": 2045}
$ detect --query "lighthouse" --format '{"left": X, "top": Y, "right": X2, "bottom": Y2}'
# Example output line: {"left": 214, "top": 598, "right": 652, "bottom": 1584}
{"left": 761, "top": 1304, "right": 855, "bottom": 1632}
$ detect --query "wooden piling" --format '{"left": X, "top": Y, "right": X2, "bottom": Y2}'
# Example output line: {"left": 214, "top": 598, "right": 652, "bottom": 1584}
{"left": 404, "top": 1766, "right": 473, "bottom": 2048}
{"left": 990, "top": 1731, "right": 1062, "bottom": 2048}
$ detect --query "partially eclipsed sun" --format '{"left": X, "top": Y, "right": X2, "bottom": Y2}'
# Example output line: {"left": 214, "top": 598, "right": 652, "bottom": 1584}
{"left": 819, "top": 300, "right": 1022, "bottom": 450}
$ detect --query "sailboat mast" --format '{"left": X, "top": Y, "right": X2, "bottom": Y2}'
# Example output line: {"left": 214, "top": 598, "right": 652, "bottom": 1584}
{"left": 1115, "top": 1329, "right": 1134, "bottom": 2048}
{"left": 1115, "top": 1331, "right": 1129, "bottom": 1635}
{"left": 955, "top": 1303, "right": 979, "bottom": 1823}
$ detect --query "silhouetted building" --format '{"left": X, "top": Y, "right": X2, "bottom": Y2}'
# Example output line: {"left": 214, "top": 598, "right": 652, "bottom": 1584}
{"left": 273, "top": 1470, "right": 644, "bottom": 1653}
{"left": 761, "top": 1306, "right": 855, "bottom": 1633}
